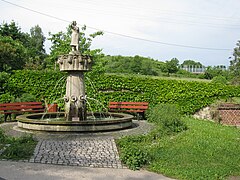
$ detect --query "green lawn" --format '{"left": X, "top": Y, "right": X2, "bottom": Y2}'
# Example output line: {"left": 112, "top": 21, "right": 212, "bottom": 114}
{"left": 117, "top": 118, "right": 240, "bottom": 179}
{"left": 149, "top": 118, "right": 240, "bottom": 179}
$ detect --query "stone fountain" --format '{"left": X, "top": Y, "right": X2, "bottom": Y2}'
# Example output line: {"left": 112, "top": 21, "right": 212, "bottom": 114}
{"left": 17, "top": 21, "right": 133, "bottom": 132}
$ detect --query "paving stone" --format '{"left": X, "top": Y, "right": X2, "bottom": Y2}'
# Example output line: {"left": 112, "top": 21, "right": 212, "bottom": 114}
{"left": 31, "top": 138, "right": 123, "bottom": 168}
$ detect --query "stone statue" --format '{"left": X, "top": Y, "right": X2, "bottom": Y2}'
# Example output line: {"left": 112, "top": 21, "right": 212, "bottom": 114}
{"left": 70, "top": 21, "right": 79, "bottom": 52}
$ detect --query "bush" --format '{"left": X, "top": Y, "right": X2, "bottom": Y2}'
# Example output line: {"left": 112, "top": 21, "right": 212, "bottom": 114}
{"left": 0, "top": 93, "right": 15, "bottom": 103}
{"left": 147, "top": 104, "right": 187, "bottom": 133}
{"left": 0, "top": 72, "right": 10, "bottom": 95}
{"left": 0, "top": 128, "right": 8, "bottom": 143}
{"left": 211, "top": 75, "right": 228, "bottom": 85}
{"left": 119, "top": 144, "right": 149, "bottom": 170}
{"left": 4, "top": 70, "right": 240, "bottom": 114}
{"left": 230, "top": 76, "right": 240, "bottom": 85}
{"left": 117, "top": 135, "right": 149, "bottom": 170}
{"left": 15, "top": 93, "right": 37, "bottom": 102}
{"left": 0, "top": 134, "right": 37, "bottom": 160}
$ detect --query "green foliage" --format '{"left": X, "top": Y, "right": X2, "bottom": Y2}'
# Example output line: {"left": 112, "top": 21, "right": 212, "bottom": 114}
{"left": 0, "top": 35, "right": 27, "bottom": 72}
{"left": 101, "top": 55, "right": 164, "bottom": 76}
{"left": 230, "top": 41, "right": 240, "bottom": 77}
{"left": 6, "top": 70, "right": 66, "bottom": 103}
{"left": 25, "top": 25, "right": 47, "bottom": 70}
{"left": 117, "top": 117, "right": 240, "bottom": 179}
{"left": 147, "top": 104, "right": 187, "bottom": 133}
{"left": 230, "top": 76, "right": 240, "bottom": 85}
{"left": 211, "top": 75, "right": 228, "bottom": 85}
{"left": 0, "top": 134, "right": 37, "bottom": 160}
{"left": 15, "top": 93, "right": 37, "bottom": 102}
{"left": 0, "top": 93, "right": 15, "bottom": 103}
{"left": 119, "top": 145, "right": 149, "bottom": 170}
{"left": 204, "top": 66, "right": 231, "bottom": 80}
{"left": 148, "top": 118, "right": 240, "bottom": 179}
{"left": 117, "top": 135, "right": 149, "bottom": 170}
{"left": 163, "top": 58, "right": 179, "bottom": 75}
{"left": 46, "top": 24, "right": 103, "bottom": 68}
{"left": 0, "top": 21, "right": 29, "bottom": 46}
{"left": 0, "top": 21, "right": 47, "bottom": 71}
{"left": 0, "top": 72, "right": 10, "bottom": 94}
{"left": 181, "top": 59, "right": 203, "bottom": 67}
{"left": 0, "top": 128, "right": 9, "bottom": 144}
{"left": 3, "top": 70, "right": 240, "bottom": 114}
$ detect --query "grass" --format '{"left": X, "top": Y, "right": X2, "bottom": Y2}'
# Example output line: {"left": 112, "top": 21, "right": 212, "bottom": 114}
{"left": 0, "top": 128, "right": 37, "bottom": 160}
{"left": 149, "top": 118, "right": 240, "bottom": 179}
{"left": 117, "top": 117, "right": 240, "bottom": 179}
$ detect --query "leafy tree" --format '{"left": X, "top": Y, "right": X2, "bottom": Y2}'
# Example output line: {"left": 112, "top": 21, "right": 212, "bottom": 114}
{"left": 29, "top": 25, "right": 46, "bottom": 55}
{"left": 25, "top": 25, "right": 47, "bottom": 70}
{"left": 0, "top": 21, "right": 29, "bottom": 46}
{"left": 46, "top": 24, "right": 103, "bottom": 69}
{"left": 0, "top": 21, "right": 47, "bottom": 70}
{"left": 100, "top": 55, "right": 163, "bottom": 76}
{"left": 204, "top": 66, "right": 231, "bottom": 80}
{"left": 164, "top": 58, "right": 179, "bottom": 75}
{"left": 0, "top": 35, "right": 27, "bottom": 72}
{"left": 230, "top": 40, "right": 240, "bottom": 77}
{"left": 181, "top": 60, "right": 203, "bottom": 67}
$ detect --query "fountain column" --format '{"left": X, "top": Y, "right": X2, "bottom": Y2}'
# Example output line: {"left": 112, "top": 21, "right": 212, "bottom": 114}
{"left": 58, "top": 53, "right": 92, "bottom": 121}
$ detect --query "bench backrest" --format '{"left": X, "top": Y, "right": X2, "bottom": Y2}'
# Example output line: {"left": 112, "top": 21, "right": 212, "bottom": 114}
{"left": 0, "top": 102, "right": 45, "bottom": 112}
{"left": 109, "top": 102, "right": 149, "bottom": 112}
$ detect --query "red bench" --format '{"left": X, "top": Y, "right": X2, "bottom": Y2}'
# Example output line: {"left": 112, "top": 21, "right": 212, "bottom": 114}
{"left": 0, "top": 102, "right": 45, "bottom": 122}
{"left": 108, "top": 102, "right": 149, "bottom": 119}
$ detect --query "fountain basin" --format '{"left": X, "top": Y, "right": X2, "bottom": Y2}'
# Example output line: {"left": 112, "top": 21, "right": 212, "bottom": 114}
{"left": 17, "top": 112, "right": 133, "bottom": 132}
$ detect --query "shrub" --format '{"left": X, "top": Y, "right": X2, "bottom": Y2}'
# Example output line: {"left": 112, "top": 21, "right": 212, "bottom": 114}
{"left": 211, "top": 75, "right": 228, "bottom": 85}
{"left": 147, "top": 103, "right": 187, "bottom": 133}
{"left": 0, "top": 134, "right": 37, "bottom": 160}
{"left": 0, "top": 72, "right": 10, "bottom": 95}
{"left": 4, "top": 70, "right": 240, "bottom": 114}
{"left": 0, "top": 128, "right": 7, "bottom": 143}
{"left": 0, "top": 93, "right": 15, "bottom": 103}
{"left": 230, "top": 76, "right": 240, "bottom": 85}
{"left": 119, "top": 144, "right": 149, "bottom": 170}
{"left": 15, "top": 93, "right": 37, "bottom": 102}
{"left": 117, "top": 135, "right": 149, "bottom": 170}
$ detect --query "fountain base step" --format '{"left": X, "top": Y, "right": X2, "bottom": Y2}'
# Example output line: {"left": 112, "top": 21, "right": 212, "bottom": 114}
{"left": 17, "top": 112, "right": 133, "bottom": 132}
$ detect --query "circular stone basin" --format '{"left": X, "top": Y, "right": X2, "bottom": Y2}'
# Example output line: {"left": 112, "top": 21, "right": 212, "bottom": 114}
{"left": 17, "top": 112, "right": 133, "bottom": 132}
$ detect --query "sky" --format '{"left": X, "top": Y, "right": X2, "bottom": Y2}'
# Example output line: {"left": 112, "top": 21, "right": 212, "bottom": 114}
{"left": 1, "top": 0, "right": 240, "bottom": 66}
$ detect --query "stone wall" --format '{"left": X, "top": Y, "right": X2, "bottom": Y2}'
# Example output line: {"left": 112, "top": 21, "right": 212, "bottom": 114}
{"left": 193, "top": 104, "right": 240, "bottom": 127}
{"left": 218, "top": 104, "right": 240, "bottom": 126}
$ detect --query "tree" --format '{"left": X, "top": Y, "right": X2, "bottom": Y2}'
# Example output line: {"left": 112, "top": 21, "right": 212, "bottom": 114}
{"left": 25, "top": 25, "right": 47, "bottom": 69}
{"left": 164, "top": 58, "right": 179, "bottom": 75}
{"left": 181, "top": 60, "right": 203, "bottom": 67}
{"left": 230, "top": 40, "right": 240, "bottom": 76}
{"left": 0, "top": 21, "right": 47, "bottom": 70}
{"left": 46, "top": 24, "right": 103, "bottom": 69}
{"left": 0, "top": 21, "right": 30, "bottom": 47}
{"left": 0, "top": 35, "right": 27, "bottom": 72}
{"left": 204, "top": 66, "right": 230, "bottom": 80}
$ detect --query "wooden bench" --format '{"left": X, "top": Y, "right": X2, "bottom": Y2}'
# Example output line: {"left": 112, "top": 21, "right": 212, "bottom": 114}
{"left": 108, "top": 102, "right": 149, "bottom": 119}
{"left": 0, "top": 102, "right": 45, "bottom": 122}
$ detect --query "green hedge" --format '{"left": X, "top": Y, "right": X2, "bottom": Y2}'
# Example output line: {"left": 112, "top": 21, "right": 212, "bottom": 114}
{"left": 2, "top": 70, "right": 240, "bottom": 114}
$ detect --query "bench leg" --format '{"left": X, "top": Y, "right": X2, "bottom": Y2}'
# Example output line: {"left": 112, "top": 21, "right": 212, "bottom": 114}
{"left": 4, "top": 114, "right": 7, "bottom": 122}
{"left": 4, "top": 114, "right": 12, "bottom": 122}
{"left": 137, "top": 112, "right": 146, "bottom": 120}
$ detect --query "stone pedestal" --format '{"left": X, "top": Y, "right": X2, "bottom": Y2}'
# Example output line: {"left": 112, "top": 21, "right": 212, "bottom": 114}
{"left": 58, "top": 52, "right": 92, "bottom": 121}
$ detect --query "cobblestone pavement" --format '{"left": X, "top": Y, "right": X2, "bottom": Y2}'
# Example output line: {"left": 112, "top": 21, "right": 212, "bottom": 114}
{"left": 29, "top": 137, "right": 124, "bottom": 168}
